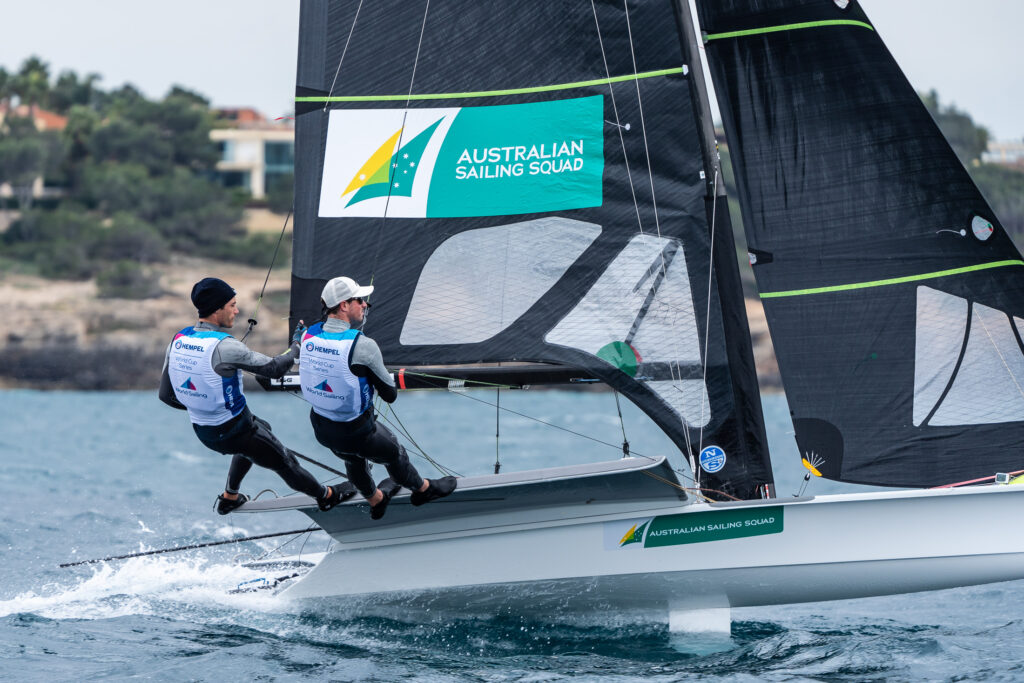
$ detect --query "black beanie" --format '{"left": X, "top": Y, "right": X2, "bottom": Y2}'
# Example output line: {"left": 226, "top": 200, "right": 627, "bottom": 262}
{"left": 191, "top": 278, "right": 236, "bottom": 318}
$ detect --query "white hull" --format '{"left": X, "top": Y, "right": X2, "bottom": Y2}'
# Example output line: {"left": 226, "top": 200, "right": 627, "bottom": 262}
{"left": 241, "top": 459, "right": 1024, "bottom": 611}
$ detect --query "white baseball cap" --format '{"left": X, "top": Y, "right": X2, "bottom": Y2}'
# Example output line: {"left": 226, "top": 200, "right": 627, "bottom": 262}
{"left": 321, "top": 276, "right": 374, "bottom": 308}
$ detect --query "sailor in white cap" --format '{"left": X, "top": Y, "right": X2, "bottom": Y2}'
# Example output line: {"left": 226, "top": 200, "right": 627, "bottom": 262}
{"left": 298, "top": 276, "right": 456, "bottom": 519}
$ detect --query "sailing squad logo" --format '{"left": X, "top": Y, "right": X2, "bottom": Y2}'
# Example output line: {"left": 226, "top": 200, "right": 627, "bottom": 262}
{"left": 604, "top": 507, "right": 784, "bottom": 550}
{"left": 319, "top": 96, "right": 604, "bottom": 218}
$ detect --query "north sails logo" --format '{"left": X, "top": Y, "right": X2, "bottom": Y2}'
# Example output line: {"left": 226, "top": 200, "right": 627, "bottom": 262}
{"left": 314, "top": 380, "right": 334, "bottom": 393}
{"left": 343, "top": 119, "right": 443, "bottom": 208}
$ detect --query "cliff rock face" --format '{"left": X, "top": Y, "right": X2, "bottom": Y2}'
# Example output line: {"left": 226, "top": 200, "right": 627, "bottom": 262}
{"left": 0, "top": 256, "right": 291, "bottom": 390}
{"left": 0, "top": 260, "right": 781, "bottom": 392}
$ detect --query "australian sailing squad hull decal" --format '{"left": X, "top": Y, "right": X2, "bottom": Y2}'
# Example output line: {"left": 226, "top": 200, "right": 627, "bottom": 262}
{"left": 604, "top": 507, "right": 783, "bottom": 550}
{"left": 318, "top": 96, "right": 603, "bottom": 218}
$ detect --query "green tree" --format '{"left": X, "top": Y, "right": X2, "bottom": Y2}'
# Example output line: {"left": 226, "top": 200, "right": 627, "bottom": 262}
{"left": 923, "top": 90, "right": 990, "bottom": 166}
{"left": 0, "top": 67, "right": 10, "bottom": 105}
{"left": 49, "top": 71, "right": 101, "bottom": 115}
{"left": 0, "top": 125, "right": 46, "bottom": 210}
{"left": 12, "top": 56, "right": 50, "bottom": 112}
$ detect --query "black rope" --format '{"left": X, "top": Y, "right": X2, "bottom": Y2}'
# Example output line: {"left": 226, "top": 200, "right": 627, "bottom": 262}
{"left": 494, "top": 388, "right": 501, "bottom": 474}
{"left": 241, "top": 209, "right": 292, "bottom": 342}
{"left": 612, "top": 391, "right": 630, "bottom": 457}
{"left": 287, "top": 448, "right": 347, "bottom": 479}
{"left": 60, "top": 527, "right": 323, "bottom": 568}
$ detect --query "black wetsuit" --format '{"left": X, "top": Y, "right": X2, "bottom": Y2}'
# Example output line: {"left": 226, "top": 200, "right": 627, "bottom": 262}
{"left": 306, "top": 318, "right": 424, "bottom": 498}
{"left": 159, "top": 321, "right": 327, "bottom": 500}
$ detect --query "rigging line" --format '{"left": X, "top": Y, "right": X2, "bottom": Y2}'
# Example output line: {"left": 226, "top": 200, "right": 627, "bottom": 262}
{"left": 323, "top": 0, "right": 366, "bottom": 112}
{"left": 252, "top": 523, "right": 320, "bottom": 562}
{"left": 621, "top": 0, "right": 694, "bottom": 476}
{"left": 622, "top": 0, "right": 663, "bottom": 242}
{"left": 377, "top": 402, "right": 460, "bottom": 477}
{"left": 58, "top": 528, "right": 325, "bottom": 568}
{"left": 444, "top": 386, "right": 659, "bottom": 461}
{"left": 495, "top": 388, "right": 502, "bottom": 474}
{"left": 696, "top": 168, "right": 720, "bottom": 466}
{"left": 589, "top": 0, "right": 644, "bottom": 233}
{"left": 240, "top": 209, "right": 292, "bottom": 343}
{"left": 638, "top": 470, "right": 731, "bottom": 502}
{"left": 286, "top": 448, "right": 347, "bottom": 479}
{"left": 368, "top": 0, "right": 432, "bottom": 286}
{"left": 612, "top": 390, "right": 630, "bottom": 457}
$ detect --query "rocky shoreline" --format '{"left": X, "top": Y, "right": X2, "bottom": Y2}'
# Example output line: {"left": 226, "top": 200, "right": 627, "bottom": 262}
{"left": 0, "top": 260, "right": 781, "bottom": 392}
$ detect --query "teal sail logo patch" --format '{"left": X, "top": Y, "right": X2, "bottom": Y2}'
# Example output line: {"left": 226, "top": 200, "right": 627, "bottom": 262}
{"left": 319, "top": 96, "right": 604, "bottom": 218}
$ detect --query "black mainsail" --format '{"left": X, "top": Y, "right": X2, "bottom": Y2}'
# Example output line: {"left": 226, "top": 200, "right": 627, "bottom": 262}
{"left": 697, "top": 0, "right": 1024, "bottom": 487}
{"left": 290, "top": 0, "right": 773, "bottom": 500}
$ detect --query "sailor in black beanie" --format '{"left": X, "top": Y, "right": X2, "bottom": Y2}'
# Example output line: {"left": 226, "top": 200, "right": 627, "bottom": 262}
{"left": 159, "top": 277, "right": 355, "bottom": 514}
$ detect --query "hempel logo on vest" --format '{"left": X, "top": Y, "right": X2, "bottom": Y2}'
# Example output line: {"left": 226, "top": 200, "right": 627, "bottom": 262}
{"left": 603, "top": 507, "right": 784, "bottom": 550}
{"left": 174, "top": 339, "right": 204, "bottom": 352}
{"left": 306, "top": 342, "right": 341, "bottom": 356}
{"left": 318, "top": 96, "right": 604, "bottom": 218}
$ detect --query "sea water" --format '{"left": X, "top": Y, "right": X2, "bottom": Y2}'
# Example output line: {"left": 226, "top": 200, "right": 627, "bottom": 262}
{"left": 2, "top": 389, "right": 1023, "bottom": 681}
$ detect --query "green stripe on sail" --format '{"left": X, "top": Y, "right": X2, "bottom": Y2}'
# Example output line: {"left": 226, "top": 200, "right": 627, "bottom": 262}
{"left": 295, "top": 67, "right": 685, "bottom": 103}
{"left": 760, "top": 260, "right": 1024, "bottom": 299}
{"left": 705, "top": 19, "right": 874, "bottom": 42}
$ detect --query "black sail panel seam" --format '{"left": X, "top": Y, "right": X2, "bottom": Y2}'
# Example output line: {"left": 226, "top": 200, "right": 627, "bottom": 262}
{"left": 625, "top": 241, "right": 680, "bottom": 346}
{"left": 1009, "top": 313, "right": 1024, "bottom": 359}
{"left": 921, "top": 300, "right": 973, "bottom": 427}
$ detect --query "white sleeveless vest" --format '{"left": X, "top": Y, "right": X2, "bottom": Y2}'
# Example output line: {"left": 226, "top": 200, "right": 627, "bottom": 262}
{"left": 299, "top": 324, "right": 373, "bottom": 422}
{"left": 167, "top": 327, "right": 246, "bottom": 426}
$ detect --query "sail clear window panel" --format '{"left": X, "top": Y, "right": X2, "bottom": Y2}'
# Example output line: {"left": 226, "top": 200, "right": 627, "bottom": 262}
{"left": 399, "top": 218, "right": 601, "bottom": 345}
{"left": 924, "top": 295, "right": 1024, "bottom": 426}
{"left": 913, "top": 286, "right": 969, "bottom": 426}
{"left": 545, "top": 234, "right": 709, "bottom": 426}
{"left": 645, "top": 379, "right": 712, "bottom": 428}
{"left": 545, "top": 234, "right": 703, "bottom": 364}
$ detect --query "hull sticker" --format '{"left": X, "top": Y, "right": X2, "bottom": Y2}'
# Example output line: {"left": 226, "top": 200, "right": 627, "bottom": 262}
{"left": 604, "top": 506, "right": 783, "bottom": 550}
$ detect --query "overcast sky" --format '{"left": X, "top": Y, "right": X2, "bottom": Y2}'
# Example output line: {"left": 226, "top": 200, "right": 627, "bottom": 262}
{"left": 1, "top": 1, "right": 1021, "bottom": 138}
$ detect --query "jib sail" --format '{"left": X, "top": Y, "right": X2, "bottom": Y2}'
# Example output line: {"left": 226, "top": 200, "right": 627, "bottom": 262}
{"left": 697, "top": 0, "right": 1024, "bottom": 486}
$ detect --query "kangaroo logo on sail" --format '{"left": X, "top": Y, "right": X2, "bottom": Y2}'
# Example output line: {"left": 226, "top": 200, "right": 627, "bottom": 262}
{"left": 318, "top": 96, "right": 604, "bottom": 218}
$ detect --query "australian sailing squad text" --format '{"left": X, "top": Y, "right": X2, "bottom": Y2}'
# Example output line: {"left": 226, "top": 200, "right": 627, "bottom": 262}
{"left": 455, "top": 140, "right": 584, "bottom": 179}
{"left": 648, "top": 516, "right": 777, "bottom": 537}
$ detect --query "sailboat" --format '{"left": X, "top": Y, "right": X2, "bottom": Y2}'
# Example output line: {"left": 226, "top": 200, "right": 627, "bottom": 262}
{"left": 241, "top": 0, "right": 1024, "bottom": 631}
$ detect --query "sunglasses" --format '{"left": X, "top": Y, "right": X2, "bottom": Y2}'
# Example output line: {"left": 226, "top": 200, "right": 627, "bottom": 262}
{"left": 345, "top": 297, "right": 368, "bottom": 306}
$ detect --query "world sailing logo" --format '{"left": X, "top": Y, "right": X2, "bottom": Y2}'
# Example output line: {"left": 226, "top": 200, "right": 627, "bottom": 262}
{"left": 314, "top": 380, "right": 334, "bottom": 393}
{"left": 180, "top": 378, "right": 197, "bottom": 391}
{"left": 319, "top": 96, "right": 603, "bottom": 218}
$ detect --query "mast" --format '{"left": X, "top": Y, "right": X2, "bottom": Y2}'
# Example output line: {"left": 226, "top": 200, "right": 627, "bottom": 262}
{"left": 670, "top": 0, "right": 775, "bottom": 498}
